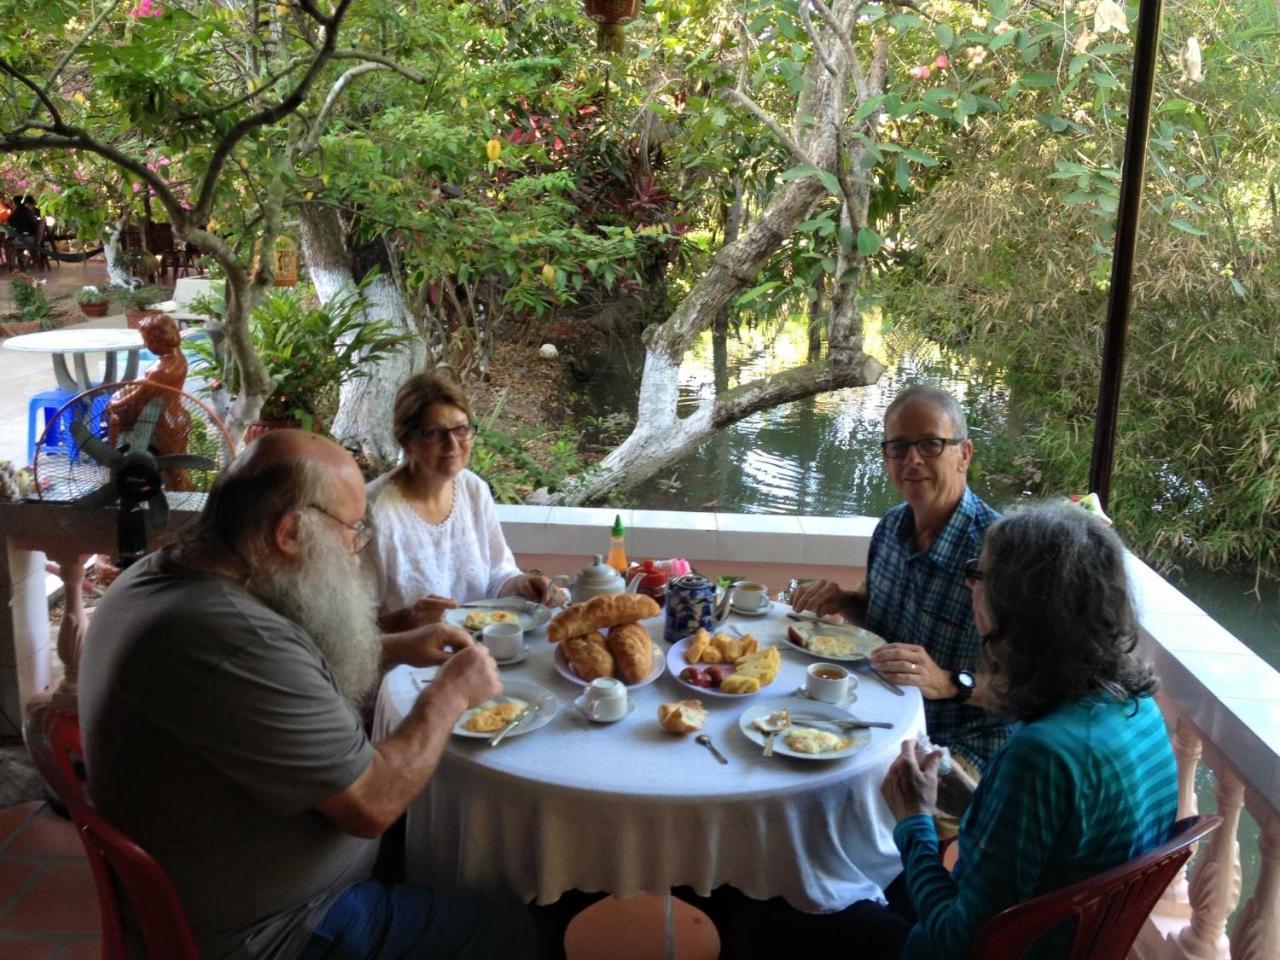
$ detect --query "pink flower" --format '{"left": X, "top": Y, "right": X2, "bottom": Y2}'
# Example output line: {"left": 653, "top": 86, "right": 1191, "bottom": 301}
{"left": 934, "top": 54, "right": 951, "bottom": 70}
{"left": 130, "top": 0, "right": 163, "bottom": 17}
{"left": 909, "top": 65, "right": 932, "bottom": 80}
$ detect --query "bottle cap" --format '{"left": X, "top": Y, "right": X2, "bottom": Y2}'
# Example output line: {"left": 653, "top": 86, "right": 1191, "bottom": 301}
{"left": 611, "top": 514, "right": 624, "bottom": 537}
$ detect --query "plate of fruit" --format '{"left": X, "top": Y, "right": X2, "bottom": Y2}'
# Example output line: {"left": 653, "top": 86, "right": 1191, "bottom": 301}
{"left": 669, "top": 629, "right": 781, "bottom": 698}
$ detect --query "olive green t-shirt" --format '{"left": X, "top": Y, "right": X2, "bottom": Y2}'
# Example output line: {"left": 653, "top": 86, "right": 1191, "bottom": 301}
{"left": 80, "top": 551, "right": 378, "bottom": 959}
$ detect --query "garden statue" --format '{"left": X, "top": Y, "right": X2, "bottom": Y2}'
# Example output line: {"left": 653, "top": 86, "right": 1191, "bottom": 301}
{"left": 106, "top": 312, "right": 194, "bottom": 491}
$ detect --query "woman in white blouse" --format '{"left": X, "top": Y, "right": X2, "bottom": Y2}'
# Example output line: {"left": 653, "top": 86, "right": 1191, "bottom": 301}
{"left": 364, "top": 371, "right": 558, "bottom": 631}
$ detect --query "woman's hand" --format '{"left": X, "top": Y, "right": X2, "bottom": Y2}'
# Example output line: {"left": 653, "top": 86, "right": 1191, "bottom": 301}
{"left": 871, "top": 643, "right": 956, "bottom": 699}
{"left": 881, "top": 739, "right": 942, "bottom": 821}
{"left": 505, "top": 573, "right": 567, "bottom": 607}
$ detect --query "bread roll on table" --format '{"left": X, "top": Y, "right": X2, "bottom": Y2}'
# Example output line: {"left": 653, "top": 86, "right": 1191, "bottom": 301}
{"left": 548, "top": 593, "right": 660, "bottom": 643}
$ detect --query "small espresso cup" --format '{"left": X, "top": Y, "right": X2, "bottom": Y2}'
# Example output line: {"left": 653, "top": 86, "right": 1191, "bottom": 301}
{"left": 583, "top": 676, "right": 628, "bottom": 722}
{"left": 733, "top": 580, "right": 769, "bottom": 612}
{"left": 482, "top": 622, "right": 524, "bottom": 661}
{"left": 806, "top": 662, "right": 852, "bottom": 703}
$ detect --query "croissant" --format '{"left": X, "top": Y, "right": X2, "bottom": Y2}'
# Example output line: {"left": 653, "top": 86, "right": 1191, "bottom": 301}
{"left": 606, "top": 623, "right": 653, "bottom": 684}
{"left": 548, "top": 593, "right": 660, "bottom": 643}
{"left": 564, "top": 631, "right": 614, "bottom": 682}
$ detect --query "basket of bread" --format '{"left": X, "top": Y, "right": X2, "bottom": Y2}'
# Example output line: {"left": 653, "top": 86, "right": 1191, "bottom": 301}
{"left": 548, "top": 593, "right": 662, "bottom": 685}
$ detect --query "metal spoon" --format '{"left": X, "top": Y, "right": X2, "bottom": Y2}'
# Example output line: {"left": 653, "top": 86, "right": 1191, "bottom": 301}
{"left": 753, "top": 709, "right": 791, "bottom": 758}
{"left": 695, "top": 734, "right": 729, "bottom": 765}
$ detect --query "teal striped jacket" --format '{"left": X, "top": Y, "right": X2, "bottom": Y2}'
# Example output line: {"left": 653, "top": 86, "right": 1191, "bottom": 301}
{"left": 893, "top": 694, "right": 1177, "bottom": 959}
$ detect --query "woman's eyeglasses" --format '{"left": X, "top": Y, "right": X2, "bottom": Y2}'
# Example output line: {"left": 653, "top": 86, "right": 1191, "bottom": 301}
{"left": 880, "top": 437, "right": 966, "bottom": 459}
{"left": 963, "top": 558, "right": 984, "bottom": 582}
{"left": 407, "top": 423, "right": 477, "bottom": 446}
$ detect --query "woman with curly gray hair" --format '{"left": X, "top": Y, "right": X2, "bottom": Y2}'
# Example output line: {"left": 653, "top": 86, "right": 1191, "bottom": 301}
{"left": 866, "top": 501, "right": 1179, "bottom": 959}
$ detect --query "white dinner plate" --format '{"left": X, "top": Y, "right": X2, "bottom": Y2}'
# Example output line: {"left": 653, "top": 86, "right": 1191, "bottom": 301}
{"left": 667, "top": 636, "right": 775, "bottom": 699}
{"left": 452, "top": 680, "right": 558, "bottom": 739}
{"left": 738, "top": 697, "right": 872, "bottom": 760}
{"left": 444, "top": 599, "right": 554, "bottom": 633}
{"left": 782, "top": 620, "right": 886, "bottom": 663}
{"left": 553, "top": 641, "right": 666, "bottom": 689}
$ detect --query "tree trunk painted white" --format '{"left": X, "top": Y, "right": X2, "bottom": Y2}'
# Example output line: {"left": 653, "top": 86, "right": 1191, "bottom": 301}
{"left": 555, "top": 0, "right": 885, "bottom": 505}
{"left": 298, "top": 203, "right": 425, "bottom": 468}
{"left": 102, "top": 221, "right": 132, "bottom": 288}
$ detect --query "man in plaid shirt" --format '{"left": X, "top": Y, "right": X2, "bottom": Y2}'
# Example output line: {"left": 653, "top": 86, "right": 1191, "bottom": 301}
{"left": 791, "top": 386, "right": 1009, "bottom": 769}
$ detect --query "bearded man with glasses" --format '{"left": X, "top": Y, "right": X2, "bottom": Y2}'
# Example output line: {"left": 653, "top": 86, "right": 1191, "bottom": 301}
{"left": 790, "top": 385, "right": 1009, "bottom": 772}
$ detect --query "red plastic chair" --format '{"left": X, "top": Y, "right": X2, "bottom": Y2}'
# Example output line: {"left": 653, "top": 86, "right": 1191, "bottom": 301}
{"left": 25, "top": 706, "right": 201, "bottom": 960}
{"left": 967, "top": 813, "right": 1221, "bottom": 959}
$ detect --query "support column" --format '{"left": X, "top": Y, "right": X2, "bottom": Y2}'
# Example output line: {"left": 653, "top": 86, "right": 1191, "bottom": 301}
{"left": 1230, "top": 812, "right": 1280, "bottom": 959}
{"left": 1179, "top": 766, "right": 1245, "bottom": 959}
{"left": 0, "top": 537, "right": 51, "bottom": 736}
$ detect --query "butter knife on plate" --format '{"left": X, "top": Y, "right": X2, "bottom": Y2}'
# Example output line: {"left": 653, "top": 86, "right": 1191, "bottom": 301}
{"left": 786, "top": 611, "right": 847, "bottom": 627}
{"left": 787, "top": 714, "right": 894, "bottom": 730}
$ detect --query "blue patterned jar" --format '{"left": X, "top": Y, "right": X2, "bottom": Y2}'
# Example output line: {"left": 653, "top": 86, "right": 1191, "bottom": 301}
{"left": 663, "top": 574, "right": 718, "bottom": 643}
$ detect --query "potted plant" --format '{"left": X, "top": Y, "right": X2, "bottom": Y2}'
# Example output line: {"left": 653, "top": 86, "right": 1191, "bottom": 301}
{"left": 76, "top": 285, "right": 110, "bottom": 317}
{"left": 188, "top": 283, "right": 409, "bottom": 439}
{"left": 116, "top": 285, "right": 170, "bottom": 328}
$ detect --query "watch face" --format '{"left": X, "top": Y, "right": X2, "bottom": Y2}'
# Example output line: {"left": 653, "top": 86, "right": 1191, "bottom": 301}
{"left": 956, "top": 670, "right": 975, "bottom": 690}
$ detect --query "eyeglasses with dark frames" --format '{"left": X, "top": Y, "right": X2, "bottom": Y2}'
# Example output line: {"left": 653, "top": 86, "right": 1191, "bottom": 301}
{"left": 406, "top": 423, "right": 477, "bottom": 446}
{"left": 880, "top": 437, "right": 966, "bottom": 460}
{"left": 308, "top": 504, "right": 374, "bottom": 552}
{"left": 963, "top": 557, "right": 984, "bottom": 582}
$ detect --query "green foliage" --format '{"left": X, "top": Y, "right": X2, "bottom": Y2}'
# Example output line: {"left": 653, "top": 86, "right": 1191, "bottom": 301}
{"left": 189, "top": 284, "right": 409, "bottom": 428}
{"left": 115, "top": 285, "right": 170, "bottom": 311}
{"left": 75, "top": 286, "right": 109, "bottom": 305}
{"left": 8, "top": 277, "right": 54, "bottom": 329}
{"left": 470, "top": 424, "right": 585, "bottom": 502}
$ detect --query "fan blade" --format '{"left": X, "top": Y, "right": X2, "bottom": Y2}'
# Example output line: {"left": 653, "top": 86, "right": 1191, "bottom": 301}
{"left": 148, "top": 493, "right": 170, "bottom": 530}
{"left": 117, "top": 502, "right": 149, "bottom": 566}
{"left": 70, "top": 417, "right": 121, "bottom": 468}
{"left": 126, "top": 397, "right": 165, "bottom": 451}
{"left": 72, "top": 484, "right": 120, "bottom": 512}
{"left": 154, "top": 454, "right": 216, "bottom": 471}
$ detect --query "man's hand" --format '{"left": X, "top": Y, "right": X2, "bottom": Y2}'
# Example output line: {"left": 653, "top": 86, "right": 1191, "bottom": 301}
{"left": 789, "top": 579, "right": 849, "bottom": 618}
{"left": 409, "top": 594, "right": 458, "bottom": 625}
{"left": 384, "top": 622, "right": 474, "bottom": 668}
{"left": 504, "top": 573, "right": 567, "bottom": 607}
{"left": 427, "top": 644, "right": 502, "bottom": 712}
{"left": 871, "top": 643, "right": 955, "bottom": 699}
{"left": 881, "top": 739, "right": 942, "bottom": 821}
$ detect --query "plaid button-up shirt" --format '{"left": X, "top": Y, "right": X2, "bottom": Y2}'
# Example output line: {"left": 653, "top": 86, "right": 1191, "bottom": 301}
{"left": 865, "top": 486, "right": 1009, "bottom": 768}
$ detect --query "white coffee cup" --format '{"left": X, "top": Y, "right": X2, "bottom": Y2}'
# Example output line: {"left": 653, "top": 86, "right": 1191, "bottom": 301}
{"left": 482, "top": 622, "right": 524, "bottom": 661}
{"left": 805, "top": 662, "right": 851, "bottom": 703}
{"left": 733, "top": 580, "right": 768, "bottom": 612}
{"left": 583, "top": 676, "right": 628, "bottom": 721}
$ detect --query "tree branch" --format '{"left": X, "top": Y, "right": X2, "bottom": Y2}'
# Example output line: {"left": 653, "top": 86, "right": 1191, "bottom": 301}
{"left": 38, "top": 0, "right": 125, "bottom": 113}
{"left": 723, "top": 88, "right": 815, "bottom": 167}
{"left": 331, "top": 49, "right": 429, "bottom": 83}
{"left": 805, "top": 0, "right": 865, "bottom": 101}
{"left": 0, "top": 59, "right": 65, "bottom": 129}
{"left": 192, "top": 0, "right": 356, "bottom": 222}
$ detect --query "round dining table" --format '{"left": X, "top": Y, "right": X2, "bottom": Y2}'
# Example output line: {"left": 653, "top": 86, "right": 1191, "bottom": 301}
{"left": 1, "top": 327, "right": 146, "bottom": 392}
{"left": 372, "top": 603, "right": 925, "bottom": 913}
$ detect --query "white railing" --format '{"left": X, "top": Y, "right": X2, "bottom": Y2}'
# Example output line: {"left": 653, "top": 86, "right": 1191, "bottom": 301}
{"left": 1, "top": 501, "right": 1276, "bottom": 954}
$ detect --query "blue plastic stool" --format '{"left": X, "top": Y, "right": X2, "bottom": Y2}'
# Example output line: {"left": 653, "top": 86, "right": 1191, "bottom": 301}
{"left": 29, "top": 389, "right": 111, "bottom": 464}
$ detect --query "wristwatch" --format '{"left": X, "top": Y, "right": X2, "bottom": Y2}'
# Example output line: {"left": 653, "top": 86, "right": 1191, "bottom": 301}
{"left": 951, "top": 669, "right": 976, "bottom": 703}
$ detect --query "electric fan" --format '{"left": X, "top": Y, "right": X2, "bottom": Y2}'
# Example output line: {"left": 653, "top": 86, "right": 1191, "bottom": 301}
{"left": 33, "top": 382, "right": 236, "bottom": 567}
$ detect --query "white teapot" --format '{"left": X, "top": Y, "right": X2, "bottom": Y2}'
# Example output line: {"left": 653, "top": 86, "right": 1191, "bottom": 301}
{"left": 553, "top": 555, "right": 626, "bottom": 604}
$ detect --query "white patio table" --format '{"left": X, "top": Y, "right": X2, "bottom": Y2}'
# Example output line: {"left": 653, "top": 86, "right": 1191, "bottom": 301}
{"left": 373, "top": 603, "right": 925, "bottom": 912}
{"left": 2, "top": 327, "right": 147, "bottom": 392}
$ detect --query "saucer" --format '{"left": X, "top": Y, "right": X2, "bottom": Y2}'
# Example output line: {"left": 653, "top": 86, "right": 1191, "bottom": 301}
{"left": 730, "top": 599, "right": 773, "bottom": 618}
{"left": 488, "top": 647, "right": 530, "bottom": 667}
{"left": 791, "top": 685, "right": 858, "bottom": 707}
{"left": 573, "top": 695, "right": 636, "bottom": 724}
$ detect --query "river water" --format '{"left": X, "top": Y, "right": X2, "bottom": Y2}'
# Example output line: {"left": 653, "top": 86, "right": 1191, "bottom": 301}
{"left": 580, "top": 317, "right": 1276, "bottom": 917}
{"left": 582, "top": 318, "right": 1280, "bottom": 666}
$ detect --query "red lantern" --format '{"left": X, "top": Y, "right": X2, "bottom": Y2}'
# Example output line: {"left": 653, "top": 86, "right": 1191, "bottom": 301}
{"left": 583, "top": 0, "right": 641, "bottom": 54}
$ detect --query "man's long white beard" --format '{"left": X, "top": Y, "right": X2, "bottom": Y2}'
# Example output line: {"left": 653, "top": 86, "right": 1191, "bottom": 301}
{"left": 250, "top": 516, "right": 382, "bottom": 704}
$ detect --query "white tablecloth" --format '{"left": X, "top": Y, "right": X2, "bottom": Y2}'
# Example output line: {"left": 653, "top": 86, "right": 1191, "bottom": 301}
{"left": 372, "top": 604, "right": 924, "bottom": 912}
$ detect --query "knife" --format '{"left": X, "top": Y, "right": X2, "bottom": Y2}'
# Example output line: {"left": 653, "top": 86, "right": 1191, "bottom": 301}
{"left": 487, "top": 703, "right": 538, "bottom": 747}
{"left": 460, "top": 599, "right": 540, "bottom": 612}
{"left": 787, "top": 715, "right": 894, "bottom": 730}
{"left": 786, "top": 611, "right": 847, "bottom": 627}
{"left": 856, "top": 661, "right": 906, "bottom": 696}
